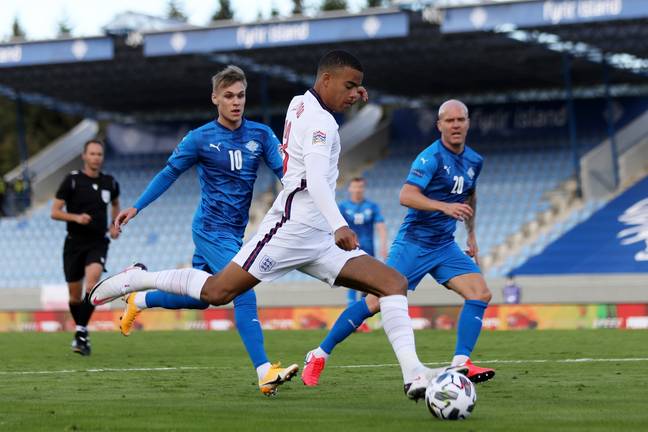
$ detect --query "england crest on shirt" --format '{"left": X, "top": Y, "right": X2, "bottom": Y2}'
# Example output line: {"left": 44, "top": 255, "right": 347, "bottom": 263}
{"left": 259, "top": 255, "right": 276, "bottom": 273}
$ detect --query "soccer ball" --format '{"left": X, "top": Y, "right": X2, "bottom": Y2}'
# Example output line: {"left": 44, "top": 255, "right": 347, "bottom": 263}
{"left": 425, "top": 370, "right": 476, "bottom": 420}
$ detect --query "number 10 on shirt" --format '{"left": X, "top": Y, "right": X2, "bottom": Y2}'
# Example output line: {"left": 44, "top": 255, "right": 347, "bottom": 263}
{"left": 229, "top": 150, "right": 243, "bottom": 171}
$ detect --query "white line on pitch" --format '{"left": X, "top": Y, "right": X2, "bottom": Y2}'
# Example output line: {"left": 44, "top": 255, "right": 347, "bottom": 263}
{"left": 0, "top": 366, "right": 212, "bottom": 375}
{"left": 334, "top": 357, "right": 648, "bottom": 368}
{"left": 2, "top": 357, "right": 647, "bottom": 376}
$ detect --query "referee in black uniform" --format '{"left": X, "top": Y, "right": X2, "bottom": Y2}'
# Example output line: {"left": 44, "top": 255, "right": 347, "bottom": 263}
{"left": 51, "top": 139, "right": 120, "bottom": 355}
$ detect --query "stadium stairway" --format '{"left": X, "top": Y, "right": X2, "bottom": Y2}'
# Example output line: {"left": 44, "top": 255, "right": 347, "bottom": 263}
{"left": 3, "top": 120, "right": 99, "bottom": 204}
{"left": 492, "top": 107, "right": 648, "bottom": 276}
{"left": 512, "top": 174, "right": 648, "bottom": 275}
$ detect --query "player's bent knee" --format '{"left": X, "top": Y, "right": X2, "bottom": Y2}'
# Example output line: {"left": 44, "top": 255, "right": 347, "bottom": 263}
{"left": 397, "top": 273, "right": 408, "bottom": 294}
{"left": 201, "top": 283, "right": 227, "bottom": 307}
{"left": 469, "top": 285, "right": 491, "bottom": 303}
{"left": 480, "top": 288, "right": 492, "bottom": 303}
{"left": 381, "top": 272, "right": 408, "bottom": 297}
{"left": 203, "top": 290, "right": 227, "bottom": 306}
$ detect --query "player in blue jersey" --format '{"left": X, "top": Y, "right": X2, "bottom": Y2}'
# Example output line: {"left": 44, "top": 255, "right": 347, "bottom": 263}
{"left": 112, "top": 66, "right": 298, "bottom": 395}
{"left": 338, "top": 177, "right": 387, "bottom": 308}
{"left": 301, "top": 99, "right": 495, "bottom": 386}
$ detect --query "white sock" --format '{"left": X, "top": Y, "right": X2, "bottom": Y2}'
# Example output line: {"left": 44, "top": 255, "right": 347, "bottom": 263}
{"left": 256, "top": 362, "right": 271, "bottom": 380}
{"left": 452, "top": 355, "right": 469, "bottom": 366}
{"left": 313, "top": 347, "right": 329, "bottom": 359}
{"left": 134, "top": 292, "right": 148, "bottom": 309}
{"left": 379, "top": 295, "right": 424, "bottom": 383}
{"left": 75, "top": 325, "right": 87, "bottom": 333}
{"left": 132, "top": 268, "right": 210, "bottom": 300}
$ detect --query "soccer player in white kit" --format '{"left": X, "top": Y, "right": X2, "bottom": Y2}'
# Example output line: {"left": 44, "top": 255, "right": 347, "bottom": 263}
{"left": 90, "top": 50, "right": 466, "bottom": 400}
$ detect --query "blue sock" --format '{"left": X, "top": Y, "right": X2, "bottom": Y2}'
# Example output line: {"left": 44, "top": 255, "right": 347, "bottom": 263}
{"left": 455, "top": 299, "right": 488, "bottom": 357}
{"left": 346, "top": 289, "right": 358, "bottom": 306}
{"left": 145, "top": 290, "right": 209, "bottom": 309}
{"left": 321, "top": 298, "right": 374, "bottom": 354}
{"left": 233, "top": 289, "right": 268, "bottom": 368}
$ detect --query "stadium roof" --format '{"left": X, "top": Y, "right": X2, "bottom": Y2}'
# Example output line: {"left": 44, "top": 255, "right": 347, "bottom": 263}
{"left": 0, "top": 2, "right": 647, "bottom": 121}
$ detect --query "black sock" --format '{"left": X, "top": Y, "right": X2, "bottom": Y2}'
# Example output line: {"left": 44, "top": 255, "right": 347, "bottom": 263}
{"left": 69, "top": 302, "right": 84, "bottom": 326}
{"left": 78, "top": 301, "right": 96, "bottom": 327}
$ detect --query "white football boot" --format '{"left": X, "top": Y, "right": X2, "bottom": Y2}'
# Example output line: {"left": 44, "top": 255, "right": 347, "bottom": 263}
{"left": 89, "top": 263, "right": 147, "bottom": 306}
{"left": 404, "top": 364, "right": 469, "bottom": 401}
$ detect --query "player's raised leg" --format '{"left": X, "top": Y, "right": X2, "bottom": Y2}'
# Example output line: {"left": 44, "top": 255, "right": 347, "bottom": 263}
{"left": 119, "top": 248, "right": 217, "bottom": 336}
{"left": 444, "top": 272, "right": 495, "bottom": 383}
{"left": 91, "top": 262, "right": 258, "bottom": 306}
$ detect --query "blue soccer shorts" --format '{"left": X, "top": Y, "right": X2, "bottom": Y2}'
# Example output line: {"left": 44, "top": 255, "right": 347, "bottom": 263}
{"left": 387, "top": 239, "right": 480, "bottom": 290}
{"left": 191, "top": 229, "right": 242, "bottom": 274}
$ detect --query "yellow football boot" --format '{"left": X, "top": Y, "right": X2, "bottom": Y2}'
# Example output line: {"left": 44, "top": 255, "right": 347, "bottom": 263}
{"left": 119, "top": 293, "right": 142, "bottom": 336}
{"left": 258, "top": 362, "right": 299, "bottom": 396}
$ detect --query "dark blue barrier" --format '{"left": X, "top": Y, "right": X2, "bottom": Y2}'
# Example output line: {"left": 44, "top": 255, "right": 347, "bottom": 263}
{"left": 516, "top": 175, "right": 648, "bottom": 274}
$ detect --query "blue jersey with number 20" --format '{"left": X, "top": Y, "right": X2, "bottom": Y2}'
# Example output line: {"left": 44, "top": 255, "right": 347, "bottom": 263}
{"left": 396, "top": 139, "right": 483, "bottom": 248}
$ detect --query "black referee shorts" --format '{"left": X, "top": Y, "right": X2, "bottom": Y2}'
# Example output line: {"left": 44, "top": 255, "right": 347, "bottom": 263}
{"left": 63, "top": 235, "right": 109, "bottom": 282}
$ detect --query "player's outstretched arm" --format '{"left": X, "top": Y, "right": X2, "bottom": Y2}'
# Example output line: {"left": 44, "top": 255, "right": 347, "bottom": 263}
{"left": 399, "top": 184, "right": 473, "bottom": 220}
{"left": 123, "top": 131, "right": 198, "bottom": 231}
{"left": 117, "top": 165, "right": 182, "bottom": 232}
{"left": 114, "top": 207, "right": 138, "bottom": 230}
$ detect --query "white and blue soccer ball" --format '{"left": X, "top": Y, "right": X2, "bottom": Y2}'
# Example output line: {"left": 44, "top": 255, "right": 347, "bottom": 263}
{"left": 425, "top": 370, "right": 476, "bottom": 420}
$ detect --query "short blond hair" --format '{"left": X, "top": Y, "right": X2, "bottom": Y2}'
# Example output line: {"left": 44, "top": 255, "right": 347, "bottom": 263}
{"left": 211, "top": 65, "right": 247, "bottom": 92}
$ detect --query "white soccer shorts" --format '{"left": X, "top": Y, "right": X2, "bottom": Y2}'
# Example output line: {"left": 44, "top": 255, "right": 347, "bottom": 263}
{"left": 233, "top": 214, "right": 366, "bottom": 286}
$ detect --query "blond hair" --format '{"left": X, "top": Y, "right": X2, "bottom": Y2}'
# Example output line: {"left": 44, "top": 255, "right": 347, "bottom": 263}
{"left": 211, "top": 65, "right": 247, "bottom": 92}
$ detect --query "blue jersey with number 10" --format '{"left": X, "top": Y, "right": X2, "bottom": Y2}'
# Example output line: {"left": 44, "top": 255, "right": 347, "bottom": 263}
{"left": 168, "top": 119, "right": 283, "bottom": 238}
{"left": 395, "top": 139, "right": 483, "bottom": 248}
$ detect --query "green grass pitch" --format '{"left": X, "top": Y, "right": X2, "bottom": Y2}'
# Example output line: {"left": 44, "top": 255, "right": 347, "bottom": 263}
{"left": 1, "top": 329, "right": 647, "bottom": 431}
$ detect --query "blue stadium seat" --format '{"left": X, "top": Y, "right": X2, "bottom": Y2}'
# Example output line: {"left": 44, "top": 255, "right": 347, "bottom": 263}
{"left": 1, "top": 112, "right": 614, "bottom": 287}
